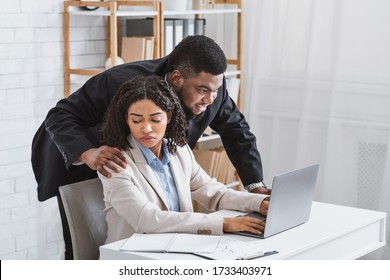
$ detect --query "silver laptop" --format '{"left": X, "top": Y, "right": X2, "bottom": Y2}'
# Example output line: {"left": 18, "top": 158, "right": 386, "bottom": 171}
{"left": 236, "top": 164, "right": 319, "bottom": 239}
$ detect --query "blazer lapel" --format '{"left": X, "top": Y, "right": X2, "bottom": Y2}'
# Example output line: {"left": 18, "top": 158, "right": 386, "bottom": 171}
{"left": 169, "top": 151, "right": 193, "bottom": 212}
{"left": 127, "top": 136, "right": 170, "bottom": 210}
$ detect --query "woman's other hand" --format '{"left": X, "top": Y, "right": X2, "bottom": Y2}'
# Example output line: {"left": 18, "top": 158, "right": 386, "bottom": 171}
{"left": 259, "top": 198, "right": 269, "bottom": 216}
{"left": 223, "top": 216, "right": 265, "bottom": 236}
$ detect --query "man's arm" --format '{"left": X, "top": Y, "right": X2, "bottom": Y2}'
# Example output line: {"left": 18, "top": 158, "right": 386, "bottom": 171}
{"left": 45, "top": 70, "right": 125, "bottom": 172}
{"left": 210, "top": 78, "right": 270, "bottom": 195}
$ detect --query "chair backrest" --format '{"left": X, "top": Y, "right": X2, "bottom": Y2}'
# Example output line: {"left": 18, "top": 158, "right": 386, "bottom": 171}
{"left": 59, "top": 178, "right": 107, "bottom": 260}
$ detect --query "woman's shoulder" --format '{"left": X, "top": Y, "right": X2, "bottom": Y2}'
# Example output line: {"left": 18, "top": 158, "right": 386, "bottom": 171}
{"left": 174, "top": 143, "right": 192, "bottom": 156}
{"left": 173, "top": 144, "right": 197, "bottom": 166}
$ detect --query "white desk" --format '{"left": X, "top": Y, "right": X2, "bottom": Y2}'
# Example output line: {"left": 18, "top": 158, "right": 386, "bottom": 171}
{"left": 99, "top": 202, "right": 386, "bottom": 260}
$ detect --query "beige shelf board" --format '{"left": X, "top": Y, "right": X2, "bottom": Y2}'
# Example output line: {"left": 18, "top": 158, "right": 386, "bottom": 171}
{"left": 69, "top": 9, "right": 158, "bottom": 17}
{"left": 225, "top": 70, "right": 240, "bottom": 77}
{"left": 164, "top": 8, "right": 241, "bottom": 16}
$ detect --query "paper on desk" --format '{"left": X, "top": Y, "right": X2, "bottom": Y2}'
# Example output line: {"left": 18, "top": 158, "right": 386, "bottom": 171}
{"left": 120, "top": 233, "right": 222, "bottom": 254}
{"left": 195, "top": 236, "right": 270, "bottom": 260}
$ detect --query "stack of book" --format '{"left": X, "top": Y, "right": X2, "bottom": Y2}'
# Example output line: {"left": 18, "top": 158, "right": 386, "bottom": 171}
{"left": 121, "top": 18, "right": 156, "bottom": 63}
{"left": 125, "top": 18, "right": 206, "bottom": 57}
{"left": 164, "top": 18, "right": 206, "bottom": 55}
{"left": 121, "top": 36, "right": 154, "bottom": 63}
{"left": 193, "top": 147, "right": 237, "bottom": 185}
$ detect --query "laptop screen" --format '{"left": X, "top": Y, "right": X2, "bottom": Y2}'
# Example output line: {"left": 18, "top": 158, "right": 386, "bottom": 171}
{"left": 235, "top": 164, "right": 319, "bottom": 238}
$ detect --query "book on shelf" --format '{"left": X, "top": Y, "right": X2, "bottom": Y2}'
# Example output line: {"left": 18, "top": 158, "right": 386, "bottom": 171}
{"left": 121, "top": 36, "right": 154, "bottom": 63}
{"left": 194, "top": 18, "right": 206, "bottom": 35}
{"left": 194, "top": 149, "right": 216, "bottom": 179}
{"left": 125, "top": 17, "right": 206, "bottom": 57}
{"left": 144, "top": 37, "right": 154, "bottom": 60}
{"left": 164, "top": 19, "right": 174, "bottom": 56}
{"left": 211, "top": 147, "right": 223, "bottom": 181}
{"left": 126, "top": 18, "right": 154, "bottom": 37}
{"left": 173, "top": 19, "right": 184, "bottom": 47}
{"left": 226, "top": 161, "right": 237, "bottom": 185}
{"left": 166, "top": 18, "right": 206, "bottom": 55}
{"left": 183, "top": 18, "right": 195, "bottom": 37}
{"left": 194, "top": 147, "right": 237, "bottom": 185}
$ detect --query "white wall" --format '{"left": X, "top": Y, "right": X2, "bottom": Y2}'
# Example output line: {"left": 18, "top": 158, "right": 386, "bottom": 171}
{"left": 0, "top": 0, "right": 105, "bottom": 259}
{"left": 240, "top": 0, "right": 390, "bottom": 259}
{"left": 0, "top": 0, "right": 230, "bottom": 260}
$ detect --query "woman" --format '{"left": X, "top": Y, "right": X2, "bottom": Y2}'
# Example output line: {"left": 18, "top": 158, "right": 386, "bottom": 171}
{"left": 99, "top": 75, "right": 269, "bottom": 244}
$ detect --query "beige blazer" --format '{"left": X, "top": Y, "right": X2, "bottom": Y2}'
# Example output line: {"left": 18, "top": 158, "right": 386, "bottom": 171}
{"left": 99, "top": 136, "right": 267, "bottom": 244}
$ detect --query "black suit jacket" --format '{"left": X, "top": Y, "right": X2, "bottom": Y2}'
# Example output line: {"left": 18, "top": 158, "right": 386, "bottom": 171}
{"left": 31, "top": 57, "right": 263, "bottom": 201}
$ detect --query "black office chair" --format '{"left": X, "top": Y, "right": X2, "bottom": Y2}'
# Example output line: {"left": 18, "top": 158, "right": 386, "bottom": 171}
{"left": 59, "top": 178, "right": 107, "bottom": 260}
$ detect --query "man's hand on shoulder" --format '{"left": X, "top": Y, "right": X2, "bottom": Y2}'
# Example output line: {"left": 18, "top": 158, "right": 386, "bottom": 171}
{"left": 79, "top": 146, "right": 127, "bottom": 178}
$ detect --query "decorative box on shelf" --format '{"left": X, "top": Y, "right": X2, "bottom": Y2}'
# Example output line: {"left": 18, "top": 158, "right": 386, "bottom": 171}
{"left": 193, "top": 0, "right": 215, "bottom": 10}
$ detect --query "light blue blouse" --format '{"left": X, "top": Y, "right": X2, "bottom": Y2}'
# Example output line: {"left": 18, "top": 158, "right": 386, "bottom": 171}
{"left": 135, "top": 139, "right": 181, "bottom": 212}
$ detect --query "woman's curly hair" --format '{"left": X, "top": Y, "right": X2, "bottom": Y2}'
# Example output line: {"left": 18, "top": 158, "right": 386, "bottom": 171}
{"left": 101, "top": 75, "right": 188, "bottom": 154}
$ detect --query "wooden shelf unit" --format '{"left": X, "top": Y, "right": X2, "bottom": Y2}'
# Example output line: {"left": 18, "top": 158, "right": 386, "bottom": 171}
{"left": 63, "top": 0, "right": 162, "bottom": 97}
{"left": 63, "top": 1, "right": 242, "bottom": 104}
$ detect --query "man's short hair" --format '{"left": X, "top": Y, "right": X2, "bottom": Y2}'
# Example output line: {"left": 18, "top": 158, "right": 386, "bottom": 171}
{"left": 167, "top": 35, "right": 227, "bottom": 77}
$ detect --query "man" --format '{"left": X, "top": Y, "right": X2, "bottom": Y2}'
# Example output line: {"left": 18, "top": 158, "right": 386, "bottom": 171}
{"left": 31, "top": 35, "right": 269, "bottom": 259}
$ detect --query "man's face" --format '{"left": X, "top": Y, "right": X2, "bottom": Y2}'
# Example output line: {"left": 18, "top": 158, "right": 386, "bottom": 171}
{"left": 175, "top": 71, "right": 223, "bottom": 116}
